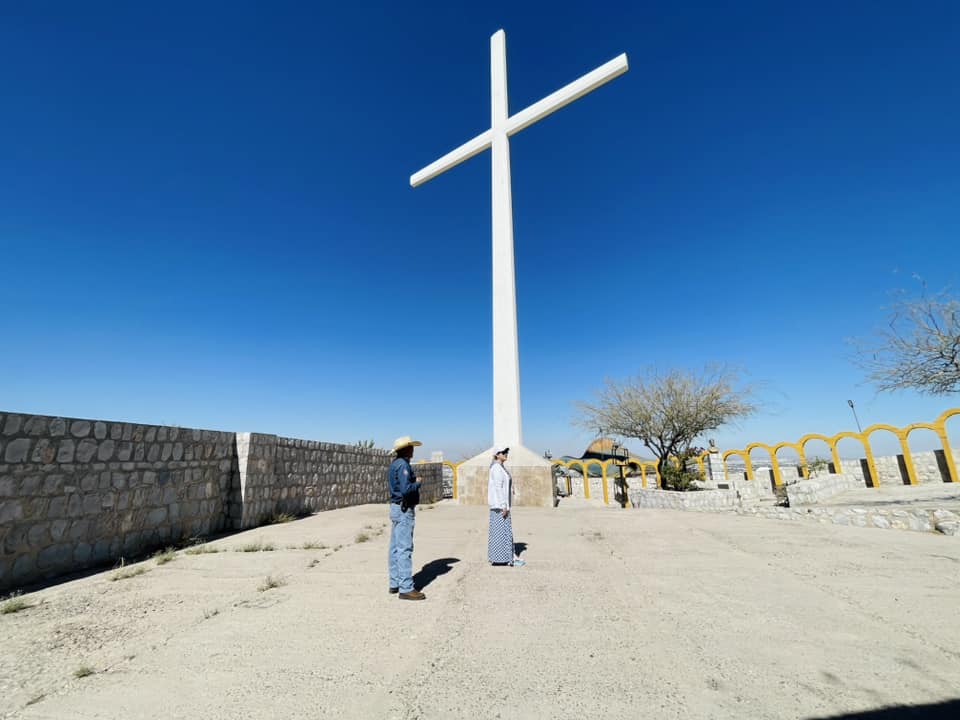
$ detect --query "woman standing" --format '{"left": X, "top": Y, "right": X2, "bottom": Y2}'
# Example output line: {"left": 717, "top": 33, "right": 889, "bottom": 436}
{"left": 487, "top": 447, "right": 525, "bottom": 567}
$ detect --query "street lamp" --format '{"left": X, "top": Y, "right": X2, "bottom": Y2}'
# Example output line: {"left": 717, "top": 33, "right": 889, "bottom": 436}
{"left": 611, "top": 441, "right": 630, "bottom": 508}
{"left": 847, "top": 399, "right": 863, "bottom": 433}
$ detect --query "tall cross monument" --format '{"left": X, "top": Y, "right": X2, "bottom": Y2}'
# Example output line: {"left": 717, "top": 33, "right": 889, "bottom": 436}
{"left": 411, "top": 30, "right": 628, "bottom": 506}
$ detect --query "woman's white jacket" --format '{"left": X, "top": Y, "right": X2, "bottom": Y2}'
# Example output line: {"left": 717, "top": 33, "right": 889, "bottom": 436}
{"left": 488, "top": 462, "right": 512, "bottom": 510}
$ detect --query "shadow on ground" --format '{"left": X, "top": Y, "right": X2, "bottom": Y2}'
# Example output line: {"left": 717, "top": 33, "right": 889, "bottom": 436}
{"left": 808, "top": 698, "right": 960, "bottom": 719}
{"left": 414, "top": 557, "right": 459, "bottom": 590}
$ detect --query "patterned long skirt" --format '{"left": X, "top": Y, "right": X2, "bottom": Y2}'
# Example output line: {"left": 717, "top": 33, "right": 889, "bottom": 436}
{"left": 488, "top": 509, "right": 514, "bottom": 563}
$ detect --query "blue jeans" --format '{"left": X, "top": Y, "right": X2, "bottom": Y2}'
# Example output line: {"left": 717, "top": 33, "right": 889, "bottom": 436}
{"left": 388, "top": 502, "right": 415, "bottom": 592}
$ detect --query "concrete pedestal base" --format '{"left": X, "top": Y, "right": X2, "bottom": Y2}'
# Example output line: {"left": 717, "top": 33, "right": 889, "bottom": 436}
{"left": 456, "top": 445, "right": 556, "bottom": 508}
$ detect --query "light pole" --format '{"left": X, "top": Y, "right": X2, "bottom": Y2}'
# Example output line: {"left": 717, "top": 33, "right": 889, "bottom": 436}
{"left": 847, "top": 399, "right": 863, "bottom": 433}
{"left": 612, "top": 442, "right": 630, "bottom": 508}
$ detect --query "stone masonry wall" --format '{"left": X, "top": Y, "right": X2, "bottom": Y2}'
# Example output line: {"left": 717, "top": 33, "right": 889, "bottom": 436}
{"left": 236, "top": 435, "right": 444, "bottom": 529}
{"left": 0, "top": 411, "right": 234, "bottom": 593}
{"left": 786, "top": 473, "right": 864, "bottom": 507}
{"left": 836, "top": 449, "right": 960, "bottom": 486}
{"left": 1, "top": 410, "right": 445, "bottom": 593}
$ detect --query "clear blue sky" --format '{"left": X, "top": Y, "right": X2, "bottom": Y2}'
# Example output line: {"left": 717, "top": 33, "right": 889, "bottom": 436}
{"left": 2, "top": 1, "right": 958, "bottom": 460}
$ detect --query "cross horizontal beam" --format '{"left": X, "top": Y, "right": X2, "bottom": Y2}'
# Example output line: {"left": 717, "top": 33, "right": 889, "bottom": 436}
{"left": 409, "top": 52, "right": 629, "bottom": 188}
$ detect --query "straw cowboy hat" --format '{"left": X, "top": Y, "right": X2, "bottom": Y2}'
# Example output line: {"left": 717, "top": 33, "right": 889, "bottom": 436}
{"left": 391, "top": 436, "right": 422, "bottom": 453}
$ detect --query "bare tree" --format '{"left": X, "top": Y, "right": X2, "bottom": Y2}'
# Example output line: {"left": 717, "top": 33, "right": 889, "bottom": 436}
{"left": 575, "top": 366, "right": 757, "bottom": 490}
{"left": 855, "top": 286, "right": 960, "bottom": 395}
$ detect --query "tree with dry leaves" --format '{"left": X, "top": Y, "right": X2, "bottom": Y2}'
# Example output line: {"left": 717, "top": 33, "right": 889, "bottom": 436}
{"left": 855, "top": 287, "right": 960, "bottom": 395}
{"left": 575, "top": 366, "right": 758, "bottom": 490}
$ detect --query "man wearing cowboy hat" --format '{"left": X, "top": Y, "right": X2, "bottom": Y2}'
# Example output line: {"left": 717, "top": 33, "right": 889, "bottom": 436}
{"left": 387, "top": 436, "right": 426, "bottom": 600}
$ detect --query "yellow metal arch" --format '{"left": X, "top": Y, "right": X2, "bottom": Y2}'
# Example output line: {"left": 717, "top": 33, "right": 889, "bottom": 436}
{"left": 722, "top": 449, "right": 754, "bottom": 482}
{"left": 863, "top": 423, "right": 918, "bottom": 485}
{"left": 932, "top": 408, "right": 960, "bottom": 483}
{"left": 563, "top": 459, "right": 591, "bottom": 499}
{"left": 827, "top": 431, "right": 879, "bottom": 488}
{"left": 772, "top": 441, "right": 802, "bottom": 484}
{"left": 798, "top": 433, "right": 842, "bottom": 480}
{"left": 745, "top": 442, "right": 784, "bottom": 487}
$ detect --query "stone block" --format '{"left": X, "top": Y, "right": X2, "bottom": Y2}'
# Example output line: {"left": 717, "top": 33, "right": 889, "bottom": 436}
{"left": 68, "top": 519, "right": 90, "bottom": 541}
{"left": 37, "top": 543, "right": 73, "bottom": 569}
{"left": 82, "top": 495, "right": 102, "bottom": 516}
{"left": 24, "top": 416, "right": 49, "bottom": 436}
{"left": 71, "top": 420, "right": 91, "bottom": 438}
{"left": 3, "top": 414, "right": 23, "bottom": 435}
{"left": 13, "top": 554, "right": 36, "bottom": 580}
{"left": 4, "top": 438, "right": 31, "bottom": 463}
{"left": 74, "top": 542, "right": 92, "bottom": 563}
{"left": 97, "top": 440, "right": 115, "bottom": 462}
{"left": 47, "top": 496, "right": 68, "bottom": 517}
{"left": 76, "top": 439, "right": 97, "bottom": 462}
{"left": 0, "top": 500, "right": 24, "bottom": 524}
{"left": 0, "top": 476, "right": 13, "bottom": 497}
{"left": 27, "top": 522, "right": 52, "bottom": 547}
{"left": 79, "top": 473, "right": 97, "bottom": 492}
{"left": 92, "top": 539, "right": 112, "bottom": 563}
{"left": 51, "top": 518, "right": 69, "bottom": 542}
{"left": 50, "top": 417, "right": 66, "bottom": 436}
{"left": 147, "top": 507, "right": 168, "bottom": 525}
{"left": 56, "top": 439, "right": 76, "bottom": 463}
{"left": 42, "top": 474, "right": 64, "bottom": 495}
{"left": 94, "top": 421, "right": 107, "bottom": 440}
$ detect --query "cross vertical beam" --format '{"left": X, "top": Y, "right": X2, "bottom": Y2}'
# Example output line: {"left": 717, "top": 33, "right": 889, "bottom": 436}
{"left": 489, "top": 30, "right": 522, "bottom": 449}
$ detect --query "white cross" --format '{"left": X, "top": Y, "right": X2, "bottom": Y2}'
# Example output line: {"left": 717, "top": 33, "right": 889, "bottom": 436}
{"left": 411, "top": 29, "right": 628, "bottom": 451}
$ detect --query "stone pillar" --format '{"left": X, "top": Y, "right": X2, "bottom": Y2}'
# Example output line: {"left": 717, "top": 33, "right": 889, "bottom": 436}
{"left": 455, "top": 445, "right": 555, "bottom": 508}
{"left": 704, "top": 450, "right": 726, "bottom": 488}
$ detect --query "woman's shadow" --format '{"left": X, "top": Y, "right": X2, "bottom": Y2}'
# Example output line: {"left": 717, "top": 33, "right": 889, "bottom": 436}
{"left": 414, "top": 558, "right": 460, "bottom": 590}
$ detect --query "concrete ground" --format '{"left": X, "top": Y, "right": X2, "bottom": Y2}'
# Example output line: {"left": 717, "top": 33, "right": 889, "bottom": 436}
{"left": 2, "top": 499, "right": 959, "bottom": 720}
{"left": 819, "top": 482, "right": 960, "bottom": 512}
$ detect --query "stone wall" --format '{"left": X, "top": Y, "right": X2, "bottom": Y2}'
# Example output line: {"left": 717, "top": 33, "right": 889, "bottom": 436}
{"left": 835, "top": 450, "right": 960, "bottom": 486}
{"left": 236, "top": 434, "right": 444, "bottom": 528}
{"left": 1, "top": 410, "right": 443, "bottom": 593}
{"left": 1, "top": 412, "right": 235, "bottom": 593}
{"left": 786, "top": 473, "right": 864, "bottom": 507}
{"left": 629, "top": 488, "right": 739, "bottom": 512}
{"left": 736, "top": 505, "right": 959, "bottom": 536}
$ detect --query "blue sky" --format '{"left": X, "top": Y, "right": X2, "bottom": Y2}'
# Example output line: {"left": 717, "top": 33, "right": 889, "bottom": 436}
{"left": 1, "top": 1, "right": 958, "bottom": 460}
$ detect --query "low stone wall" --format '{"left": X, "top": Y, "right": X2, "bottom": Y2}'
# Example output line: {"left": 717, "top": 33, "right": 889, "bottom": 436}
{"left": 236, "top": 434, "right": 424, "bottom": 528}
{"left": 836, "top": 449, "right": 960, "bottom": 486}
{"left": 786, "top": 473, "right": 864, "bottom": 507}
{"left": 629, "top": 488, "right": 739, "bottom": 512}
{"left": 1, "top": 412, "right": 235, "bottom": 592}
{"left": 1, "top": 410, "right": 443, "bottom": 593}
{"left": 736, "top": 505, "right": 960, "bottom": 536}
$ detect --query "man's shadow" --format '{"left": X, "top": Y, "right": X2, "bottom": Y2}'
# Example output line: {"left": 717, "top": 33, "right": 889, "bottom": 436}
{"left": 414, "top": 558, "right": 460, "bottom": 590}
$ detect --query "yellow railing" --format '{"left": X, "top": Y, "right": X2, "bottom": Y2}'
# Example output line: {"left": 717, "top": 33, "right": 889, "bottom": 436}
{"left": 551, "top": 457, "right": 660, "bottom": 505}
{"left": 721, "top": 408, "right": 960, "bottom": 488}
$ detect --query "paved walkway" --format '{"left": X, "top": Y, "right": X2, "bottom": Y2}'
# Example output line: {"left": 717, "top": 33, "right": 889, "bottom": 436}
{"left": 2, "top": 500, "right": 959, "bottom": 719}
{"left": 820, "top": 482, "right": 960, "bottom": 512}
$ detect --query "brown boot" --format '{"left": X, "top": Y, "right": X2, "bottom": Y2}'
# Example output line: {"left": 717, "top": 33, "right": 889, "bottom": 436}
{"left": 398, "top": 590, "right": 426, "bottom": 601}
